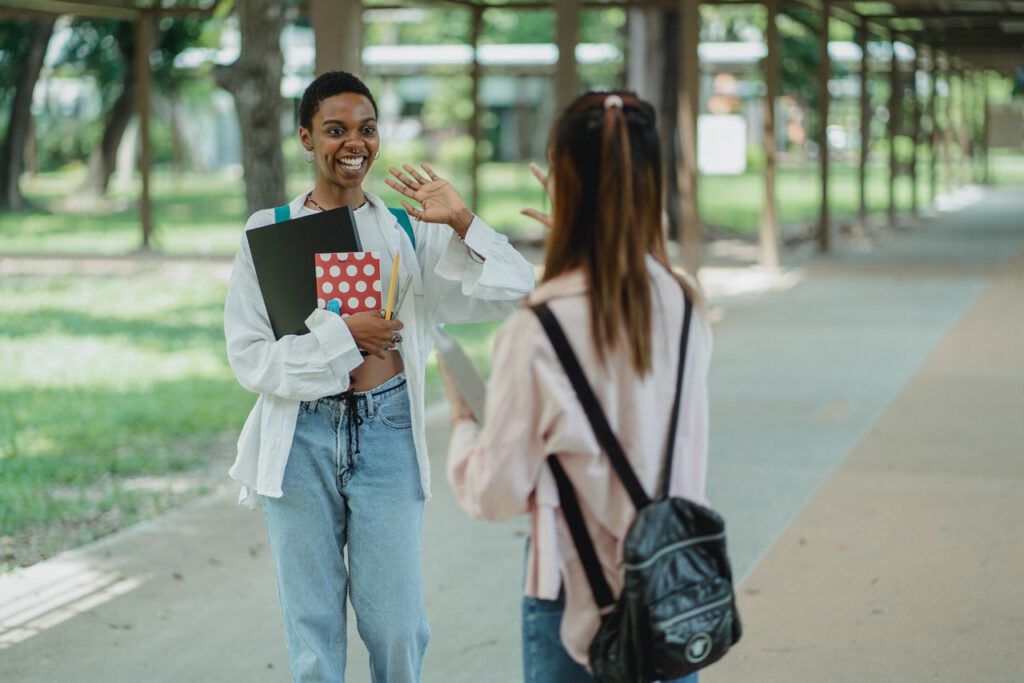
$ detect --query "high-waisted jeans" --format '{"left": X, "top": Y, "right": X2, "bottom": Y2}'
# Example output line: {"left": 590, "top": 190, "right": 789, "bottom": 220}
{"left": 522, "top": 589, "right": 698, "bottom": 683}
{"left": 262, "top": 374, "right": 428, "bottom": 683}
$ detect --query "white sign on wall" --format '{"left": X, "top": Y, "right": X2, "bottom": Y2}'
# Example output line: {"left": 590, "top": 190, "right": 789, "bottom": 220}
{"left": 697, "top": 114, "right": 747, "bottom": 175}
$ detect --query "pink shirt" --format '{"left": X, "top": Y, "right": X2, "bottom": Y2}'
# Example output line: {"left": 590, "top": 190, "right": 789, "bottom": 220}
{"left": 447, "top": 257, "right": 712, "bottom": 667}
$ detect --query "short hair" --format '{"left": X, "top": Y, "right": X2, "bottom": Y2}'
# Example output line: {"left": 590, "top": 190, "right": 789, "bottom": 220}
{"left": 298, "top": 71, "right": 379, "bottom": 130}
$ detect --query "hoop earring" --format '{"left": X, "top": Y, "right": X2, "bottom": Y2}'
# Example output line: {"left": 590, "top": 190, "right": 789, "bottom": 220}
{"left": 374, "top": 150, "right": 381, "bottom": 161}
{"left": 304, "top": 149, "right": 314, "bottom": 163}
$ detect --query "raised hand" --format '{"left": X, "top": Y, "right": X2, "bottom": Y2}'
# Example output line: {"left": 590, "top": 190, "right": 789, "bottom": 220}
{"left": 343, "top": 310, "right": 405, "bottom": 360}
{"left": 385, "top": 163, "right": 474, "bottom": 236}
{"left": 520, "top": 162, "right": 553, "bottom": 229}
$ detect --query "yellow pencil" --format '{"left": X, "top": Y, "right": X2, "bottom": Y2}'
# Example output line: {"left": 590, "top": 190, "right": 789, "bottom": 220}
{"left": 384, "top": 252, "right": 400, "bottom": 320}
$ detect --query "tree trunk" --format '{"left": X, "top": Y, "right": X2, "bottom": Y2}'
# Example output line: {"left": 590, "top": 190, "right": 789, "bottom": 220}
{"left": 81, "top": 60, "right": 136, "bottom": 195}
{"left": 627, "top": 7, "right": 681, "bottom": 242}
{"left": 0, "top": 18, "right": 56, "bottom": 210}
{"left": 214, "top": 0, "right": 288, "bottom": 216}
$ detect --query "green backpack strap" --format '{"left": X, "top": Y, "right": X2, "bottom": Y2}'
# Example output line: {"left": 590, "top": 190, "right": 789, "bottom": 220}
{"left": 388, "top": 207, "right": 416, "bottom": 250}
{"left": 273, "top": 204, "right": 290, "bottom": 223}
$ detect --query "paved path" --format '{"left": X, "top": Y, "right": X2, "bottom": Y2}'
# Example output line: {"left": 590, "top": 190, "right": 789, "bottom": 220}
{"left": 2, "top": 188, "right": 1022, "bottom": 682}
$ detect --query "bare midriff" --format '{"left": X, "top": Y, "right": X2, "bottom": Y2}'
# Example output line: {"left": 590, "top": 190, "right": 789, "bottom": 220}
{"left": 349, "top": 351, "right": 405, "bottom": 392}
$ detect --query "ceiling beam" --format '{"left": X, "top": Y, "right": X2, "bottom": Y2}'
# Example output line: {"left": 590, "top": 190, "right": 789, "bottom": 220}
{"left": 0, "top": 0, "right": 139, "bottom": 19}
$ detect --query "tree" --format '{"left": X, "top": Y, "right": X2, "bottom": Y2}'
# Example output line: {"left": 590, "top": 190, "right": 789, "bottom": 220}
{"left": 628, "top": 7, "right": 683, "bottom": 241}
{"left": 0, "top": 18, "right": 56, "bottom": 210}
{"left": 214, "top": 0, "right": 287, "bottom": 216}
{"left": 58, "top": 16, "right": 210, "bottom": 196}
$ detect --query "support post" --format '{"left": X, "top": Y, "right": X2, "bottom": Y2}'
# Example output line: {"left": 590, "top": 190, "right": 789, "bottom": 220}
{"left": 469, "top": 6, "right": 483, "bottom": 213}
{"left": 887, "top": 36, "right": 898, "bottom": 228}
{"left": 817, "top": 0, "right": 830, "bottom": 252}
{"left": 910, "top": 41, "right": 920, "bottom": 218}
{"left": 555, "top": 0, "right": 580, "bottom": 114}
{"left": 956, "top": 65, "right": 968, "bottom": 187}
{"left": 978, "top": 70, "right": 987, "bottom": 185}
{"left": 312, "top": 0, "right": 362, "bottom": 75}
{"left": 856, "top": 20, "right": 869, "bottom": 235}
{"left": 760, "top": 0, "right": 780, "bottom": 268}
{"left": 943, "top": 60, "right": 953, "bottom": 196}
{"left": 928, "top": 50, "right": 938, "bottom": 204}
{"left": 676, "top": 0, "right": 701, "bottom": 275}
{"left": 135, "top": 12, "right": 153, "bottom": 250}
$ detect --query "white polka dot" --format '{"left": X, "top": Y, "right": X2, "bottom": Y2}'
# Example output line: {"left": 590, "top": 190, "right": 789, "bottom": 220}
{"left": 363, "top": 264, "right": 376, "bottom": 277}
{"left": 373, "top": 280, "right": 382, "bottom": 291}
{"left": 355, "top": 280, "right": 367, "bottom": 293}
{"left": 353, "top": 253, "right": 365, "bottom": 260}
{"left": 318, "top": 298, "right": 326, "bottom": 308}
{"left": 329, "top": 265, "right": 341, "bottom": 277}
{"left": 339, "top": 253, "right": 349, "bottom": 261}
{"left": 348, "top": 297, "right": 360, "bottom": 309}
{"left": 365, "top": 296, "right": 377, "bottom": 309}
{"left": 342, "top": 313, "right": 350, "bottom": 318}
{"left": 346, "top": 265, "right": 358, "bottom": 276}
{"left": 316, "top": 266, "right": 324, "bottom": 278}
{"left": 340, "top": 281, "right": 350, "bottom": 293}
{"left": 322, "top": 282, "right": 333, "bottom": 294}
{"left": 319, "top": 253, "right": 332, "bottom": 263}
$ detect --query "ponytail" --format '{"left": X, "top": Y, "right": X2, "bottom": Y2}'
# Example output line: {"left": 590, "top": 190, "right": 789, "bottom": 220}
{"left": 544, "top": 91, "right": 681, "bottom": 374}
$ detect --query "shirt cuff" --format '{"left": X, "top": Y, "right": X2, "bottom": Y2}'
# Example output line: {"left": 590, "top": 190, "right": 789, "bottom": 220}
{"left": 305, "top": 308, "right": 364, "bottom": 379}
{"left": 461, "top": 216, "right": 497, "bottom": 257}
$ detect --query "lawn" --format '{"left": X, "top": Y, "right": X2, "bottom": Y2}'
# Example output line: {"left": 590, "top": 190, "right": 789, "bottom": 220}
{"left": 2, "top": 152, "right": 1020, "bottom": 569}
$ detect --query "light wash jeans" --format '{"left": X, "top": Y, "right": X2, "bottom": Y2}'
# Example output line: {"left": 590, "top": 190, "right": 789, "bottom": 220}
{"left": 263, "top": 374, "right": 429, "bottom": 683}
{"left": 522, "top": 590, "right": 698, "bottom": 683}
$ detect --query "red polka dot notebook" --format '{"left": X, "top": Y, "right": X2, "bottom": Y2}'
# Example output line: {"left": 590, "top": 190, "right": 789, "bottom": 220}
{"left": 315, "top": 252, "right": 384, "bottom": 317}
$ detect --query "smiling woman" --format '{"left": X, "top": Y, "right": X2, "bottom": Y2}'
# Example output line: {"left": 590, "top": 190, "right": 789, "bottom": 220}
{"left": 221, "top": 70, "right": 535, "bottom": 683}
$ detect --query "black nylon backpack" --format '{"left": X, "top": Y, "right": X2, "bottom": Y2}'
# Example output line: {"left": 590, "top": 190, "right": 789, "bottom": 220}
{"left": 532, "top": 293, "right": 741, "bottom": 683}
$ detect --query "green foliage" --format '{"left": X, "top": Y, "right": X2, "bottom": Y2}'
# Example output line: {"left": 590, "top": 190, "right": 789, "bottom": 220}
{"left": 0, "top": 20, "right": 44, "bottom": 101}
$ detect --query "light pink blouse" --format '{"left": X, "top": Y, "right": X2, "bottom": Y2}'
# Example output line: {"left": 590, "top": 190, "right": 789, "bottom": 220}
{"left": 447, "top": 257, "right": 712, "bottom": 667}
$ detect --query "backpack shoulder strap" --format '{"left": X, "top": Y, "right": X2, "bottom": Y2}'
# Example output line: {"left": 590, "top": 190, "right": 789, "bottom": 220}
{"left": 547, "top": 455, "right": 616, "bottom": 610}
{"left": 273, "top": 204, "right": 290, "bottom": 223}
{"left": 388, "top": 207, "right": 416, "bottom": 250}
{"left": 658, "top": 293, "right": 694, "bottom": 500}
{"left": 531, "top": 303, "right": 650, "bottom": 511}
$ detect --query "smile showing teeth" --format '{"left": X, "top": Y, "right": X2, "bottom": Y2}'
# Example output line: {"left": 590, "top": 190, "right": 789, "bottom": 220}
{"left": 338, "top": 157, "right": 364, "bottom": 168}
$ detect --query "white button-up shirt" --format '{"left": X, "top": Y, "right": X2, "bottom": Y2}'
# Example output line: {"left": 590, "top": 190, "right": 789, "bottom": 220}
{"left": 224, "top": 190, "right": 535, "bottom": 507}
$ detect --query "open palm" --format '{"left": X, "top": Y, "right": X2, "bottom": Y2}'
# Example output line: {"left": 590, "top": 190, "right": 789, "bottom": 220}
{"left": 385, "top": 163, "right": 468, "bottom": 226}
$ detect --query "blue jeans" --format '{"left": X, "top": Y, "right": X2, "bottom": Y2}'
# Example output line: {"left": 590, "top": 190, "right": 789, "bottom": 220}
{"left": 522, "top": 590, "right": 698, "bottom": 683}
{"left": 262, "top": 374, "right": 428, "bottom": 683}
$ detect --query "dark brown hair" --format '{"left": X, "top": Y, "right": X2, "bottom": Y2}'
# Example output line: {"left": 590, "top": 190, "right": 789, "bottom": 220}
{"left": 542, "top": 91, "right": 697, "bottom": 374}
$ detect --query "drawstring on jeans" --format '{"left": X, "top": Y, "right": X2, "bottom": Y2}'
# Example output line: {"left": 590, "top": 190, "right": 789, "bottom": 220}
{"left": 344, "top": 392, "right": 363, "bottom": 456}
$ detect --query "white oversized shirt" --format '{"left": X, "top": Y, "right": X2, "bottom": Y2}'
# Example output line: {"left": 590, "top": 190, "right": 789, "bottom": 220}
{"left": 447, "top": 258, "right": 712, "bottom": 666}
{"left": 224, "top": 190, "right": 535, "bottom": 507}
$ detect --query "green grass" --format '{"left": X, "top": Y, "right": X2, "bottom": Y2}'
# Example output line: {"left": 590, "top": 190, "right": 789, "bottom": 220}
{"left": 3, "top": 150, "right": 1021, "bottom": 568}
{"left": 0, "top": 263, "right": 255, "bottom": 568}
{"left": 0, "top": 163, "right": 546, "bottom": 257}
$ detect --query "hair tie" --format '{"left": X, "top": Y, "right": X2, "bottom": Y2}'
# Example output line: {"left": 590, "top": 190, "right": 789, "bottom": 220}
{"left": 604, "top": 94, "right": 624, "bottom": 110}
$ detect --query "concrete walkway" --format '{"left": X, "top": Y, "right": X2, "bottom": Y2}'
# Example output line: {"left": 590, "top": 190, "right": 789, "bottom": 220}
{"left": 2, "top": 188, "right": 1022, "bottom": 682}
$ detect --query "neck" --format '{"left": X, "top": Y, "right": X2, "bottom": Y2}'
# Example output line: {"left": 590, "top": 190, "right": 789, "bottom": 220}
{"left": 310, "top": 181, "right": 366, "bottom": 210}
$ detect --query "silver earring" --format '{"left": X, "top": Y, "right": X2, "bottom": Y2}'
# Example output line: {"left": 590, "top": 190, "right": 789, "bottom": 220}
{"left": 304, "top": 149, "right": 314, "bottom": 163}
{"left": 375, "top": 151, "right": 381, "bottom": 161}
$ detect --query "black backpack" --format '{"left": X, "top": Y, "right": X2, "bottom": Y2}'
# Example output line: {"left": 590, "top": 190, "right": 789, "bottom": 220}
{"left": 532, "top": 293, "right": 741, "bottom": 683}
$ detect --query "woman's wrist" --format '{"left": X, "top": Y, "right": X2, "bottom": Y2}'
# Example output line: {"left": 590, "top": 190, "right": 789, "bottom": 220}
{"left": 449, "top": 208, "right": 474, "bottom": 237}
{"left": 451, "top": 412, "right": 476, "bottom": 425}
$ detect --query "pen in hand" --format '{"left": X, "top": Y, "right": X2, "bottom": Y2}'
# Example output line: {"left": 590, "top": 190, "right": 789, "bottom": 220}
{"left": 392, "top": 274, "right": 413, "bottom": 321}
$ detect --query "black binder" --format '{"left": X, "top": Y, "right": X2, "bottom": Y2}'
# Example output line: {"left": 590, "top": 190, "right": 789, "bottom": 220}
{"left": 246, "top": 206, "right": 362, "bottom": 339}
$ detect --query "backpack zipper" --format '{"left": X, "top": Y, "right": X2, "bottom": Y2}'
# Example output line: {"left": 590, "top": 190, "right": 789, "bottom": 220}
{"left": 655, "top": 594, "right": 733, "bottom": 630}
{"left": 622, "top": 531, "right": 725, "bottom": 571}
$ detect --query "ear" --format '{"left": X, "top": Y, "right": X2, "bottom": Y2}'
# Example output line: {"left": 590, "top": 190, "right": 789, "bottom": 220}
{"left": 298, "top": 126, "right": 313, "bottom": 151}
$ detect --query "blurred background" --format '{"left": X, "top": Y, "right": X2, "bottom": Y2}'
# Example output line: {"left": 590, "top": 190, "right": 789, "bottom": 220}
{"left": 1, "top": 0, "right": 1022, "bottom": 575}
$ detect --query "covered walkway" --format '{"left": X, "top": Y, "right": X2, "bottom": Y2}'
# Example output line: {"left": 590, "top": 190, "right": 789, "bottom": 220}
{"left": 1, "top": 189, "right": 1023, "bottom": 680}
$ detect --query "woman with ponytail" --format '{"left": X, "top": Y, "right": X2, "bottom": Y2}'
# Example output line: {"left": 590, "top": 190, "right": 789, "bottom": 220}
{"left": 441, "top": 91, "right": 710, "bottom": 682}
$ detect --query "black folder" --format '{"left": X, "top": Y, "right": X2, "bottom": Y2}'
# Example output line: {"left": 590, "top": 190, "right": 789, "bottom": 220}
{"left": 246, "top": 206, "right": 362, "bottom": 339}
